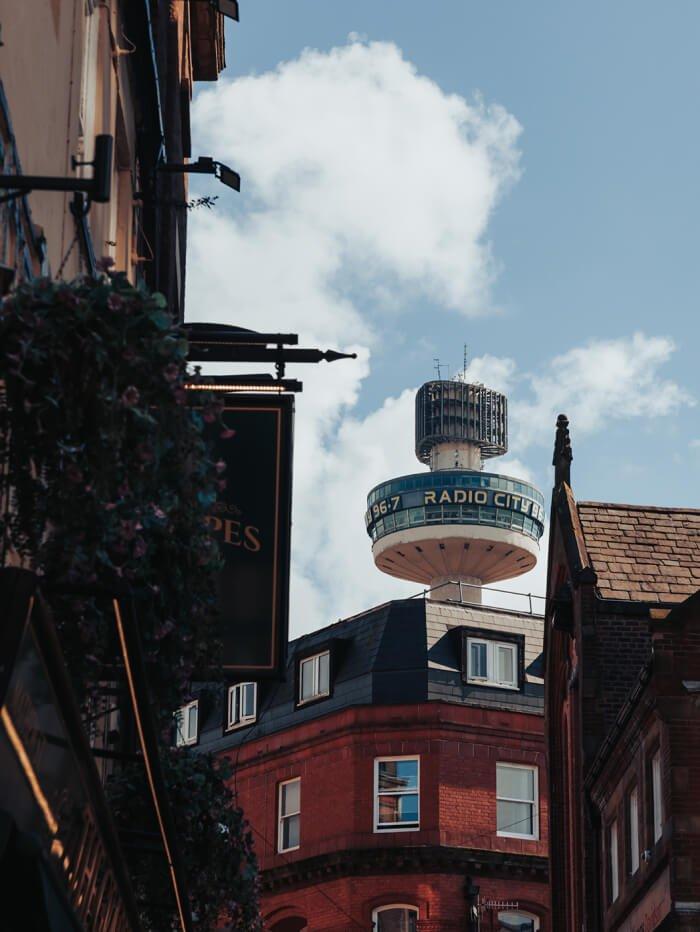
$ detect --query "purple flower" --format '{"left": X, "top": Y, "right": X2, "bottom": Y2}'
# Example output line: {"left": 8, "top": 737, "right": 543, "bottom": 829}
{"left": 215, "top": 460, "right": 226, "bottom": 474}
{"left": 163, "top": 362, "right": 180, "bottom": 383}
{"left": 220, "top": 426, "right": 236, "bottom": 440}
{"left": 155, "top": 620, "right": 175, "bottom": 640}
{"left": 64, "top": 463, "right": 83, "bottom": 483}
{"left": 133, "top": 537, "right": 147, "bottom": 558}
{"left": 136, "top": 443, "right": 154, "bottom": 464}
{"left": 107, "top": 293, "right": 124, "bottom": 311}
{"left": 121, "top": 385, "right": 140, "bottom": 407}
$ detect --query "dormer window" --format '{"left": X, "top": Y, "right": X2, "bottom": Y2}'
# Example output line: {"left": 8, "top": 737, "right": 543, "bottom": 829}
{"left": 227, "top": 682, "right": 257, "bottom": 730}
{"left": 174, "top": 700, "right": 198, "bottom": 747}
{"left": 298, "top": 650, "right": 330, "bottom": 704}
{"left": 465, "top": 636, "right": 519, "bottom": 689}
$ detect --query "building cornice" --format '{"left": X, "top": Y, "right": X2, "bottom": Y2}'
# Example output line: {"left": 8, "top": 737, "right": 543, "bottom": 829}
{"left": 260, "top": 845, "right": 548, "bottom": 892}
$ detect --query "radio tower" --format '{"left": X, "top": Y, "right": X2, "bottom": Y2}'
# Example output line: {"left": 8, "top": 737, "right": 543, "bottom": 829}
{"left": 365, "top": 376, "right": 545, "bottom": 603}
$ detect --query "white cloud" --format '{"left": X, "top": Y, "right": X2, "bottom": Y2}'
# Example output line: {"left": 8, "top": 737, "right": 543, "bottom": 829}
{"left": 185, "top": 41, "right": 692, "bottom": 637}
{"left": 188, "top": 38, "right": 521, "bottom": 336}
{"left": 465, "top": 334, "right": 694, "bottom": 454}
{"left": 186, "top": 39, "right": 523, "bottom": 634}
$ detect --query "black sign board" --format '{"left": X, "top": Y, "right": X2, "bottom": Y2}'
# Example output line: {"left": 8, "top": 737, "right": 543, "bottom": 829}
{"left": 205, "top": 394, "right": 294, "bottom": 677}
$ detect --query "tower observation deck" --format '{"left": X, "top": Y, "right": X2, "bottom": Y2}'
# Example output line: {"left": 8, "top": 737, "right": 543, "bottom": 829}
{"left": 365, "top": 379, "right": 545, "bottom": 602}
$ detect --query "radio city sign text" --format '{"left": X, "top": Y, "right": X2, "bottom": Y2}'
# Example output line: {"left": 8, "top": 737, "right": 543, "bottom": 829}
{"left": 367, "top": 487, "right": 544, "bottom": 526}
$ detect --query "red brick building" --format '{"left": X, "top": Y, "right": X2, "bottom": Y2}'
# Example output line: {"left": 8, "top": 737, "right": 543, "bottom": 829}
{"left": 545, "top": 415, "right": 700, "bottom": 930}
{"left": 197, "top": 597, "right": 550, "bottom": 930}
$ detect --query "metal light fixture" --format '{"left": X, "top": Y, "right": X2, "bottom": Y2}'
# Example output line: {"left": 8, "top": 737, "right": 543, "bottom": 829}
{"left": 0, "top": 134, "right": 113, "bottom": 207}
{"left": 158, "top": 156, "right": 240, "bottom": 192}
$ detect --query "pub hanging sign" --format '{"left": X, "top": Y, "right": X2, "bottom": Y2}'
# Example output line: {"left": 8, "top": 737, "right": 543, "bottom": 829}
{"left": 205, "top": 394, "right": 294, "bottom": 678}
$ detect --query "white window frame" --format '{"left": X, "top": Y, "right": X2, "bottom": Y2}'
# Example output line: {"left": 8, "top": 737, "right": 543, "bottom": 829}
{"left": 374, "top": 756, "right": 420, "bottom": 833}
{"left": 371, "top": 904, "right": 419, "bottom": 930}
{"left": 298, "top": 650, "right": 330, "bottom": 704}
{"left": 651, "top": 748, "right": 663, "bottom": 843}
{"left": 227, "top": 682, "right": 257, "bottom": 730}
{"left": 278, "top": 777, "right": 301, "bottom": 853}
{"left": 609, "top": 818, "right": 619, "bottom": 903}
{"left": 628, "top": 785, "right": 639, "bottom": 875}
{"left": 174, "top": 700, "right": 198, "bottom": 747}
{"left": 497, "top": 911, "right": 541, "bottom": 931}
{"left": 467, "top": 637, "right": 518, "bottom": 689}
{"left": 496, "top": 762, "right": 539, "bottom": 840}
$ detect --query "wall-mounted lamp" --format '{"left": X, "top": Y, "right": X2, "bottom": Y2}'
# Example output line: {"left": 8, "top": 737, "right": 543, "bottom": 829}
{"left": 158, "top": 156, "right": 240, "bottom": 192}
{"left": 0, "top": 135, "right": 113, "bottom": 207}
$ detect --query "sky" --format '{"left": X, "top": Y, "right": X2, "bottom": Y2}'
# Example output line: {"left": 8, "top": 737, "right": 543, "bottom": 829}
{"left": 185, "top": 0, "right": 700, "bottom": 637}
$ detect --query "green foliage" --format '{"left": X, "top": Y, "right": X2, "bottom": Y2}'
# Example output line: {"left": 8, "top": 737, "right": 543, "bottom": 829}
{"left": 0, "top": 272, "right": 261, "bottom": 930}
{"left": 109, "top": 750, "right": 261, "bottom": 931}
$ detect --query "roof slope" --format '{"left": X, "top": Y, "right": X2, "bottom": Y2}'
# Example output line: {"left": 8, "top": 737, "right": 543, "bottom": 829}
{"left": 577, "top": 502, "right": 700, "bottom": 602}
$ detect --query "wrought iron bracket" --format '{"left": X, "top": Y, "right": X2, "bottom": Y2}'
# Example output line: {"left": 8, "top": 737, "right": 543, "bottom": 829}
{"left": 0, "top": 135, "right": 113, "bottom": 208}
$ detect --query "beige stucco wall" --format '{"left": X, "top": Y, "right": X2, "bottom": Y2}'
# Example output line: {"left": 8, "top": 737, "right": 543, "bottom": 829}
{"left": 0, "top": 1, "right": 147, "bottom": 279}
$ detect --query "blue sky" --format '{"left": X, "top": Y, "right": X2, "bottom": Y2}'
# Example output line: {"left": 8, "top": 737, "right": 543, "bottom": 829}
{"left": 186, "top": 1, "right": 699, "bottom": 634}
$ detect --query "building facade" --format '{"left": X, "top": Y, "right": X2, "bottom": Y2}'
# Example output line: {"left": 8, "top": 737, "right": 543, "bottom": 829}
{"left": 0, "top": 4, "right": 230, "bottom": 929}
{"left": 195, "top": 597, "right": 549, "bottom": 931}
{"left": 0, "top": 0, "right": 225, "bottom": 316}
{"left": 181, "top": 376, "right": 553, "bottom": 930}
{"left": 545, "top": 416, "right": 700, "bottom": 930}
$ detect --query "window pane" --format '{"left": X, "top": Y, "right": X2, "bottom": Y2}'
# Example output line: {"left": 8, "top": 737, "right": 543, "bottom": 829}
{"left": 378, "top": 793, "right": 419, "bottom": 825}
{"left": 282, "top": 780, "right": 300, "bottom": 815}
{"left": 610, "top": 820, "right": 619, "bottom": 901}
{"left": 230, "top": 688, "right": 240, "bottom": 724}
{"left": 318, "top": 652, "right": 330, "bottom": 694}
{"left": 376, "top": 908, "right": 418, "bottom": 932}
{"left": 629, "top": 788, "right": 639, "bottom": 874}
{"left": 378, "top": 760, "right": 418, "bottom": 792}
{"left": 497, "top": 645, "right": 515, "bottom": 684}
{"left": 470, "top": 641, "right": 487, "bottom": 677}
{"left": 497, "top": 800, "right": 533, "bottom": 836}
{"left": 497, "top": 765, "right": 534, "bottom": 801}
{"left": 300, "top": 658, "right": 315, "bottom": 700}
{"left": 652, "top": 751, "right": 663, "bottom": 842}
{"left": 282, "top": 813, "right": 300, "bottom": 850}
{"left": 187, "top": 704, "right": 197, "bottom": 738}
{"left": 174, "top": 710, "right": 184, "bottom": 745}
{"left": 242, "top": 683, "right": 255, "bottom": 718}
{"left": 498, "top": 913, "right": 535, "bottom": 931}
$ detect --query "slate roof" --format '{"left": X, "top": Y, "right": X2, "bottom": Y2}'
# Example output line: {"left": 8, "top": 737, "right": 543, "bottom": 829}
{"left": 198, "top": 598, "right": 544, "bottom": 754}
{"left": 577, "top": 501, "right": 700, "bottom": 603}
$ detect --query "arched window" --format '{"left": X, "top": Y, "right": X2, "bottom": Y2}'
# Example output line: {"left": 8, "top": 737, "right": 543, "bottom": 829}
{"left": 498, "top": 911, "right": 540, "bottom": 931}
{"left": 372, "top": 905, "right": 418, "bottom": 932}
{"left": 270, "top": 918, "right": 307, "bottom": 932}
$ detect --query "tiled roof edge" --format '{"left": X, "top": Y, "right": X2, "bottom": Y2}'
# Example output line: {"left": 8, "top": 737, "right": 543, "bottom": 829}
{"left": 578, "top": 500, "right": 700, "bottom": 515}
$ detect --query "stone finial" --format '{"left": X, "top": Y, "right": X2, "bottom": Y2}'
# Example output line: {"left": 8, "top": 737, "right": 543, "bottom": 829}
{"left": 552, "top": 413, "right": 572, "bottom": 487}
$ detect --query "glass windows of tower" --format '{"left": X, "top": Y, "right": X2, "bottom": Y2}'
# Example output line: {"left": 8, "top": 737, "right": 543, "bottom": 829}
{"left": 374, "top": 757, "right": 420, "bottom": 831}
{"left": 173, "top": 699, "right": 198, "bottom": 747}
{"left": 372, "top": 906, "right": 418, "bottom": 932}
{"left": 298, "top": 650, "right": 330, "bottom": 704}
{"left": 278, "top": 778, "right": 301, "bottom": 852}
{"left": 496, "top": 764, "right": 538, "bottom": 839}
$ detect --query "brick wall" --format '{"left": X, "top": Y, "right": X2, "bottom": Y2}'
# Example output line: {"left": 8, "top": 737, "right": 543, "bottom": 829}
{"left": 227, "top": 701, "right": 549, "bottom": 929}
{"left": 262, "top": 873, "right": 548, "bottom": 931}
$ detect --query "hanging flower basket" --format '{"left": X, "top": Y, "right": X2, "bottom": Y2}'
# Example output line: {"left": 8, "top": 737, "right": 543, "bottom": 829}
{"left": 0, "top": 270, "right": 261, "bottom": 930}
